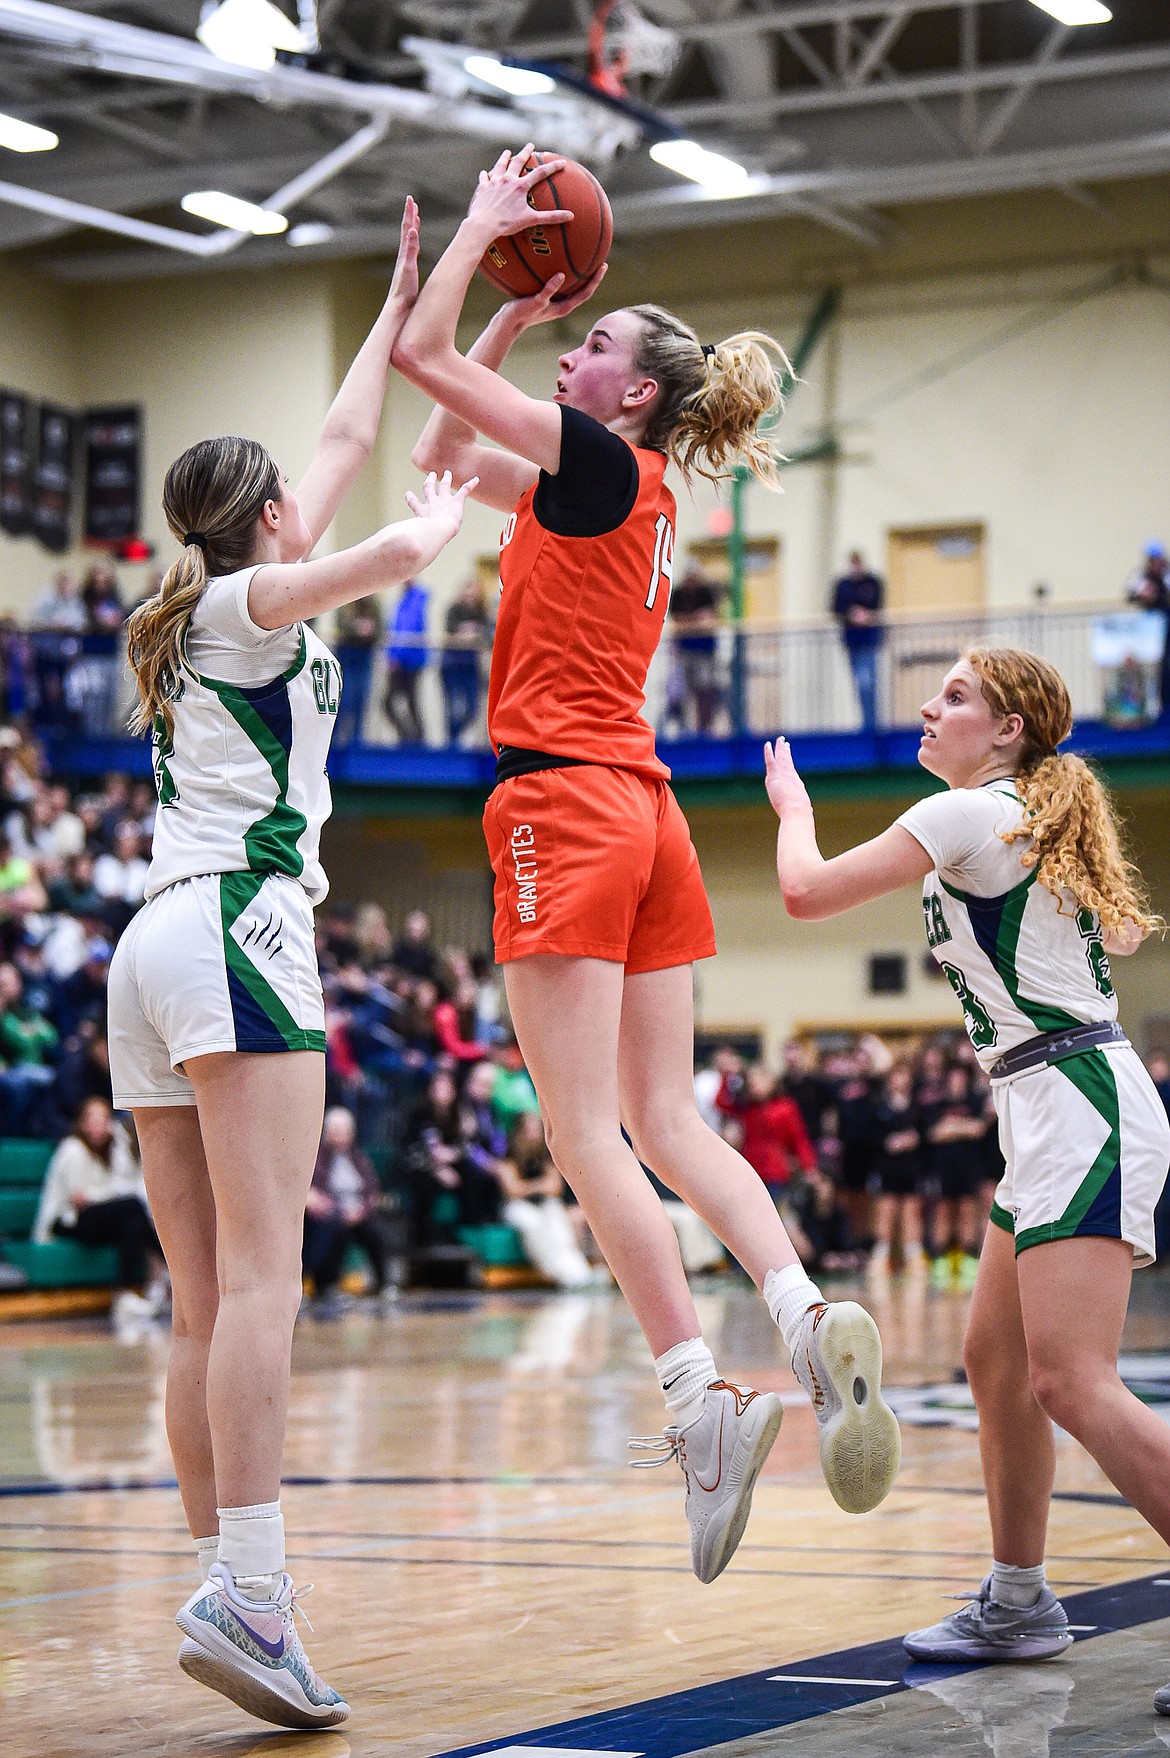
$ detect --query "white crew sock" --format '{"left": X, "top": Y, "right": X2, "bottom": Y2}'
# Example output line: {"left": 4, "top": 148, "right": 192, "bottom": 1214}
{"left": 763, "top": 1265, "right": 825, "bottom": 1354}
{"left": 194, "top": 1534, "right": 219, "bottom": 1582}
{"left": 217, "top": 1501, "right": 285, "bottom": 1601}
{"left": 654, "top": 1337, "right": 717, "bottom": 1431}
{"left": 990, "top": 1560, "right": 1046, "bottom": 1608}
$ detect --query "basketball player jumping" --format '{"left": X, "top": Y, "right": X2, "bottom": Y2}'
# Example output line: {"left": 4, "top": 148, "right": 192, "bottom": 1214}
{"left": 392, "top": 148, "right": 901, "bottom": 1582}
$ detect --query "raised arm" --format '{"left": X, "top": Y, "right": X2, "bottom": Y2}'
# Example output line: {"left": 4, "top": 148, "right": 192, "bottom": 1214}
{"left": 394, "top": 148, "right": 603, "bottom": 477}
{"left": 294, "top": 199, "right": 421, "bottom": 549}
{"left": 411, "top": 267, "right": 602, "bottom": 513}
{"left": 764, "top": 738, "right": 933, "bottom": 920}
{"left": 248, "top": 470, "right": 477, "bottom": 631}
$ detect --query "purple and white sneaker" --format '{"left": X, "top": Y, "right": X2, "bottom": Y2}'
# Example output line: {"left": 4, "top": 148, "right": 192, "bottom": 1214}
{"left": 176, "top": 1563, "right": 349, "bottom": 1729}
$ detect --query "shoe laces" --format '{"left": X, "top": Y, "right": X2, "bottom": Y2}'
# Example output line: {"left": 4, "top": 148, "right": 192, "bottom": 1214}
{"left": 288, "top": 1581, "right": 316, "bottom": 1635}
{"left": 627, "top": 1428, "right": 683, "bottom": 1470}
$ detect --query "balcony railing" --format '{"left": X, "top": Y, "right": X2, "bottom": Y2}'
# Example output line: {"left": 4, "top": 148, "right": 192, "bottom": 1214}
{"left": 21, "top": 603, "right": 1166, "bottom": 774}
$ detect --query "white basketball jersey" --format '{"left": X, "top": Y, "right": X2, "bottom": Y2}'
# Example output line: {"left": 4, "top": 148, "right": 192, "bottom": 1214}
{"left": 897, "top": 781, "right": 1117, "bottom": 1069}
{"left": 144, "top": 568, "right": 340, "bottom": 906}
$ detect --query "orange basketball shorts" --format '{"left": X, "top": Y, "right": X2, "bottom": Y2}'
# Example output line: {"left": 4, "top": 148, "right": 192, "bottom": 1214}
{"left": 483, "top": 765, "right": 717, "bottom": 973}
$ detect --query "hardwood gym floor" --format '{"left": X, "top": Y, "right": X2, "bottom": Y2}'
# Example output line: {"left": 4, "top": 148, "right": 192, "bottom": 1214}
{"left": 2, "top": 1274, "right": 1169, "bottom": 1757}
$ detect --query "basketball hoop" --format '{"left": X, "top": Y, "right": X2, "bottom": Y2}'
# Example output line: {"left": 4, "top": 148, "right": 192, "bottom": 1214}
{"left": 589, "top": 0, "right": 680, "bottom": 99}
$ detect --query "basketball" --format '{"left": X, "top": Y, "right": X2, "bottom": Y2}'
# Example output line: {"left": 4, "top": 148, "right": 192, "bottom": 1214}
{"left": 479, "top": 152, "right": 613, "bottom": 301}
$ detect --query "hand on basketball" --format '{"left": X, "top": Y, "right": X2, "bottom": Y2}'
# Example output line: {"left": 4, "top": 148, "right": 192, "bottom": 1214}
{"left": 468, "top": 145, "right": 574, "bottom": 239}
{"left": 505, "top": 261, "right": 609, "bottom": 329}
{"left": 389, "top": 196, "right": 420, "bottom": 311}
{"left": 763, "top": 738, "right": 812, "bottom": 818}
{"left": 405, "top": 468, "right": 480, "bottom": 533}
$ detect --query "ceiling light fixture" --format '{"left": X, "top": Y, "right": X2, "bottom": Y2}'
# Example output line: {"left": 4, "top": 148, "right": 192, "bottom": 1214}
{"left": 196, "top": 0, "right": 308, "bottom": 72}
{"left": 288, "top": 221, "right": 335, "bottom": 247}
{"left": 181, "top": 190, "right": 288, "bottom": 233}
{"left": 650, "top": 138, "right": 751, "bottom": 195}
{"left": 0, "top": 113, "right": 58, "bottom": 153}
{"left": 463, "top": 56, "right": 557, "bottom": 97}
{"left": 1028, "top": 1, "right": 1111, "bottom": 24}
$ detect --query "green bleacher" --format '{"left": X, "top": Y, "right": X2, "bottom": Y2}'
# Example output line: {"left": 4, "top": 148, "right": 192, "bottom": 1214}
{"left": 0, "top": 1139, "right": 120, "bottom": 1288}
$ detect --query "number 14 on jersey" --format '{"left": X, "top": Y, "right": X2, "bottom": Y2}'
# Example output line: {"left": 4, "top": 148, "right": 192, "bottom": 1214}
{"left": 645, "top": 514, "right": 674, "bottom": 612}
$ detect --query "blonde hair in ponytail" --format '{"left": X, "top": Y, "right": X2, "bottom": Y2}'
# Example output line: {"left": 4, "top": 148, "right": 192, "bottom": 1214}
{"left": 126, "top": 435, "right": 282, "bottom": 738}
{"left": 625, "top": 304, "right": 789, "bottom": 488}
{"left": 967, "top": 646, "right": 1161, "bottom": 939}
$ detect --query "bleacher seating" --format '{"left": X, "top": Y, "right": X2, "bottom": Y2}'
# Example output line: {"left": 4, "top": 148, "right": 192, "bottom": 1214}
{"left": 0, "top": 1139, "right": 120, "bottom": 1288}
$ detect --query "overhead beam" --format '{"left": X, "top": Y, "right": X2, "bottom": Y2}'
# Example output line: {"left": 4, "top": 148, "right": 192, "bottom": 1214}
{"left": 664, "top": 41, "right": 1170, "bottom": 127}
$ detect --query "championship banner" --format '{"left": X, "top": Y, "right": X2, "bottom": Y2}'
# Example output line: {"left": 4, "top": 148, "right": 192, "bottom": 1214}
{"left": 30, "top": 403, "right": 76, "bottom": 553}
{"left": 0, "top": 390, "right": 32, "bottom": 537}
{"left": 84, "top": 405, "right": 141, "bottom": 544}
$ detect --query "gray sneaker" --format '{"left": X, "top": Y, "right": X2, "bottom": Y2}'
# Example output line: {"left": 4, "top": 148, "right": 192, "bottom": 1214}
{"left": 790, "top": 1300, "right": 901, "bottom": 1514}
{"left": 1154, "top": 1681, "right": 1170, "bottom": 1716}
{"left": 904, "top": 1575, "right": 1073, "bottom": 1663}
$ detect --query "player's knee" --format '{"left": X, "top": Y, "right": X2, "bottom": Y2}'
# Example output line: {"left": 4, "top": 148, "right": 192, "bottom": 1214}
{"left": 621, "top": 1099, "right": 699, "bottom": 1172}
{"left": 963, "top": 1320, "right": 1014, "bottom": 1398}
{"left": 1026, "top": 1355, "right": 1083, "bottom": 1429}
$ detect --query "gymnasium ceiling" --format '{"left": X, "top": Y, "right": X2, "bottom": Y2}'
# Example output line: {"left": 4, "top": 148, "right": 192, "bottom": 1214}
{"left": 1, "top": 0, "right": 1170, "bottom": 280}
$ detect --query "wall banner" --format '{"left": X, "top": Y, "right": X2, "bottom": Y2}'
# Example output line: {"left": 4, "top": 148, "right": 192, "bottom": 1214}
{"left": 84, "top": 405, "right": 141, "bottom": 544}
{"left": 30, "top": 404, "right": 76, "bottom": 554}
{"left": 0, "top": 391, "right": 32, "bottom": 537}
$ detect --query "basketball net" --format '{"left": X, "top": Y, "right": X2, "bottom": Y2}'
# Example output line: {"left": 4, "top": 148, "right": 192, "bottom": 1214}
{"left": 588, "top": 0, "right": 680, "bottom": 98}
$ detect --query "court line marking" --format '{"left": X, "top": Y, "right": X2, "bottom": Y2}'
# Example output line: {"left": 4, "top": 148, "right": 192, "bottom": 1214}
{"left": 767, "top": 1675, "right": 899, "bottom": 1686}
{"left": 426, "top": 1571, "right": 1170, "bottom": 1758}
{"left": 0, "top": 1516, "right": 1156, "bottom": 1571}
{"left": 0, "top": 1571, "right": 192, "bottom": 1611}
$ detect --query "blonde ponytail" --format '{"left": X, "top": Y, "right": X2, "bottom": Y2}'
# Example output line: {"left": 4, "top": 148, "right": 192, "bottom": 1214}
{"left": 126, "top": 546, "right": 208, "bottom": 737}
{"left": 126, "top": 435, "right": 281, "bottom": 739}
{"left": 627, "top": 305, "right": 789, "bottom": 488}
{"left": 967, "top": 646, "right": 1162, "bottom": 939}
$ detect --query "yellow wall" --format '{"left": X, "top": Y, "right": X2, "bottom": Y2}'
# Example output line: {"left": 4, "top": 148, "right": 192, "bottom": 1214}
{"left": 325, "top": 786, "right": 1170, "bottom": 1060}
{"left": 2, "top": 183, "right": 1169, "bottom": 625}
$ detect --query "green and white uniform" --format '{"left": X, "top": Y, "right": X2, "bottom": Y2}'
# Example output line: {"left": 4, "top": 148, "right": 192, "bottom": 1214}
{"left": 108, "top": 567, "right": 341, "bottom": 1107}
{"left": 898, "top": 781, "right": 1169, "bottom": 1265}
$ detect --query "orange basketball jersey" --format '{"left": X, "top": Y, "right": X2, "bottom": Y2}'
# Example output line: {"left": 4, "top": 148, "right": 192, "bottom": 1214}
{"left": 488, "top": 437, "right": 676, "bottom": 778}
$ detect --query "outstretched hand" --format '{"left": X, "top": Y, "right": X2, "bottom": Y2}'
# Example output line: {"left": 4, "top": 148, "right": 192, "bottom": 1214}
{"left": 467, "top": 144, "right": 573, "bottom": 239}
{"left": 405, "top": 468, "right": 480, "bottom": 533}
{"left": 763, "top": 738, "right": 812, "bottom": 819}
{"left": 389, "top": 196, "right": 420, "bottom": 311}
{"left": 504, "top": 261, "right": 609, "bottom": 330}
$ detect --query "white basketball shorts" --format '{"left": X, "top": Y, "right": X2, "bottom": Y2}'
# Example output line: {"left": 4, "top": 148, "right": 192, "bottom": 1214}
{"left": 108, "top": 871, "right": 326, "bottom": 1108}
{"left": 990, "top": 1042, "right": 1170, "bottom": 1267}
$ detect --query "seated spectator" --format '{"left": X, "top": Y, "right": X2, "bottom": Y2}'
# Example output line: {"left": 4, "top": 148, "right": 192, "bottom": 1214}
{"left": 400, "top": 1068, "right": 501, "bottom": 1243}
{"left": 433, "top": 976, "right": 489, "bottom": 1062}
{"left": 393, "top": 909, "right": 438, "bottom": 981}
{"left": 785, "top": 1165, "right": 865, "bottom": 1276}
{"left": 33, "top": 1097, "right": 166, "bottom": 1327}
{"left": 303, "top": 1106, "right": 389, "bottom": 1314}
{"left": 496, "top": 1113, "right": 593, "bottom": 1288}
{"left": 440, "top": 577, "right": 490, "bottom": 745}
{"left": 0, "top": 831, "right": 48, "bottom": 930}
{"left": 0, "top": 959, "right": 57, "bottom": 1134}
{"left": 54, "top": 1020, "right": 114, "bottom": 1116}
{"left": 92, "top": 821, "right": 148, "bottom": 935}
{"left": 489, "top": 1038, "right": 541, "bottom": 1132}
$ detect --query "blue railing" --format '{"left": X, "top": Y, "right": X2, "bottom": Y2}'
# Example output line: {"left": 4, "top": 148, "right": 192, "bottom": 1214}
{"left": 27, "top": 603, "right": 1170, "bottom": 786}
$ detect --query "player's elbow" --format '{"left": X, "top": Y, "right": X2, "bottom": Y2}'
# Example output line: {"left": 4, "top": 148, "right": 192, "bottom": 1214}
{"left": 781, "top": 880, "right": 819, "bottom": 920}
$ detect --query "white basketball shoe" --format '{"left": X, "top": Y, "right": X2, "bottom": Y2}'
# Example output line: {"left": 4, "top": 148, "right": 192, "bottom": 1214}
{"left": 790, "top": 1300, "right": 901, "bottom": 1513}
{"left": 630, "top": 1379, "right": 783, "bottom": 1583}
